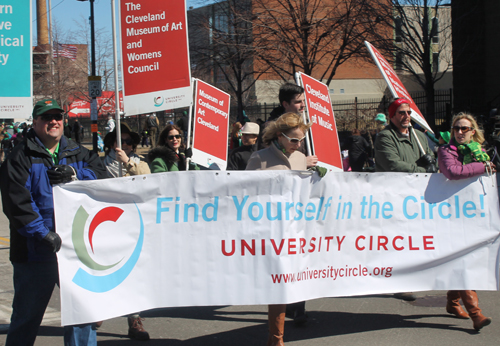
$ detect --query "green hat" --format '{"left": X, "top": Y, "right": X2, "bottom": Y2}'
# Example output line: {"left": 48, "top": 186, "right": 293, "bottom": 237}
{"left": 440, "top": 131, "right": 451, "bottom": 144}
{"left": 375, "top": 113, "right": 387, "bottom": 123}
{"left": 32, "top": 99, "right": 63, "bottom": 118}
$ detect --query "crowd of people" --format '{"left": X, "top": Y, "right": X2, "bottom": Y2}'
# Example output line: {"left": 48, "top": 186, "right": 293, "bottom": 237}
{"left": 0, "top": 87, "right": 496, "bottom": 345}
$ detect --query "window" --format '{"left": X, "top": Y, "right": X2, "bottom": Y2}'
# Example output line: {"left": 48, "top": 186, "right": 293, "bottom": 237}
{"left": 340, "top": 89, "right": 345, "bottom": 94}
{"left": 432, "top": 52, "right": 439, "bottom": 72}
{"left": 395, "top": 52, "right": 403, "bottom": 70}
{"left": 395, "top": 17, "right": 402, "bottom": 43}
{"left": 431, "top": 17, "right": 439, "bottom": 44}
{"left": 330, "top": 89, "right": 334, "bottom": 94}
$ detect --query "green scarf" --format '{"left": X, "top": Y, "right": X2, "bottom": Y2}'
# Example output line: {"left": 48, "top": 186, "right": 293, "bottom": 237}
{"left": 455, "top": 139, "right": 489, "bottom": 164}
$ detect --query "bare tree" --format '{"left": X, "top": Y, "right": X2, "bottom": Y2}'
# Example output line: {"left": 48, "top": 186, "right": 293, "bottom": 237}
{"left": 252, "top": 0, "right": 388, "bottom": 85}
{"left": 391, "top": 0, "right": 453, "bottom": 127}
{"left": 33, "top": 19, "right": 88, "bottom": 109}
{"left": 189, "top": 0, "right": 269, "bottom": 121}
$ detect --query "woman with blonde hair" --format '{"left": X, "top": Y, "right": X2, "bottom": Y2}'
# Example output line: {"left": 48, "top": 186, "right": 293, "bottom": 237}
{"left": 438, "top": 112, "right": 495, "bottom": 332}
{"left": 246, "top": 112, "right": 310, "bottom": 345}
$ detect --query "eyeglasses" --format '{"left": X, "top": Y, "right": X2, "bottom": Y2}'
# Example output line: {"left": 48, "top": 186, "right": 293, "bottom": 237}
{"left": 121, "top": 138, "right": 133, "bottom": 146}
{"left": 282, "top": 132, "right": 305, "bottom": 144}
{"left": 398, "top": 110, "right": 411, "bottom": 116}
{"left": 40, "top": 113, "right": 63, "bottom": 122}
{"left": 167, "top": 135, "right": 181, "bottom": 140}
{"left": 452, "top": 126, "right": 473, "bottom": 133}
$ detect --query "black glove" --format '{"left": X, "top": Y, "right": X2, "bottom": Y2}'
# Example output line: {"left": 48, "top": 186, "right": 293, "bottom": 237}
{"left": 42, "top": 231, "right": 62, "bottom": 253}
{"left": 426, "top": 164, "right": 438, "bottom": 173}
{"left": 184, "top": 147, "right": 193, "bottom": 158}
{"left": 416, "top": 154, "right": 435, "bottom": 167}
{"left": 47, "top": 165, "right": 77, "bottom": 185}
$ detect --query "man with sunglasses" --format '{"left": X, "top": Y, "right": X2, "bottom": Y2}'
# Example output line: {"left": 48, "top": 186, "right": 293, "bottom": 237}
{"left": 375, "top": 98, "right": 436, "bottom": 174}
{"left": 0, "top": 99, "right": 107, "bottom": 345}
{"left": 374, "top": 98, "right": 436, "bottom": 302}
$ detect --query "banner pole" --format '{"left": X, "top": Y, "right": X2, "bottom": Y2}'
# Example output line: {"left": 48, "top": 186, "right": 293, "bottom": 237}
{"left": 111, "top": 0, "right": 122, "bottom": 176}
{"left": 411, "top": 127, "right": 426, "bottom": 155}
{"left": 185, "top": 78, "right": 195, "bottom": 171}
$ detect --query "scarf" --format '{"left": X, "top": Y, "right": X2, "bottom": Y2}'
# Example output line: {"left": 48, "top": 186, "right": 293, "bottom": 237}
{"left": 103, "top": 149, "right": 141, "bottom": 177}
{"left": 454, "top": 139, "right": 489, "bottom": 164}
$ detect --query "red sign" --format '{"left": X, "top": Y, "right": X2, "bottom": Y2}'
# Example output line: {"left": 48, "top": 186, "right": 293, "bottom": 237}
{"left": 191, "top": 80, "right": 231, "bottom": 169}
{"left": 67, "top": 91, "right": 123, "bottom": 118}
{"left": 365, "top": 41, "right": 432, "bottom": 133}
{"left": 298, "top": 72, "right": 343, "bottom": 172}
{"left": 119, "top": 0, "right": 192, "bottom": 115}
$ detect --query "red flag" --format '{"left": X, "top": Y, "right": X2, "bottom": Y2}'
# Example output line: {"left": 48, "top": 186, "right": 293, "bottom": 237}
{"left": 53, "top": 43, "right": 78, "bottom": 60}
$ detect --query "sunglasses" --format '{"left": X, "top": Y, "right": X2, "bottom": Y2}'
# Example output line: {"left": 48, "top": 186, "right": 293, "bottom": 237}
{"left": 167, "top": 135, "right": 181, "bottom": 140}
{"left": 40, "top": 113, "right": 63, "bottom": 122}
{"left": 282, "top": 133, "right": 305, "bottom": 144}
{"left": 452, "top": 126, "right": 473, "bottom": 133}
{"left": 121, "top": 138, "right": 133, "bottom": 145}
{"left": 398, "top": 110, "right": 411, "bottom": 116}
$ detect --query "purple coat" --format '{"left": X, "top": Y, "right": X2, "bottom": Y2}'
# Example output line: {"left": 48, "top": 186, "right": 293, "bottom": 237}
{"left": 437, "top": 143, "right": 485, "bottom": 180}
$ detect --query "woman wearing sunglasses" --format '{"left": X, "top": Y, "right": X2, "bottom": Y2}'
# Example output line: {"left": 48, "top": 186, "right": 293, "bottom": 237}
{"left": 246, "top": 112, "right": 310, "bottom": 346}
{"left": 103, "top": 123, "right": 151, "bottom": 178}
{"left": 148, "top": 124, "right": 199, "bottom": 172}
{"left": 438, "top": 113, "right": 494, "bottom": 332}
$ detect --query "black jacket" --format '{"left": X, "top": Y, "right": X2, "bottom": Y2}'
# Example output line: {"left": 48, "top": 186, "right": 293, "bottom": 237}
{"left": 227, "top": 144, "right": 258, "bottom": 170}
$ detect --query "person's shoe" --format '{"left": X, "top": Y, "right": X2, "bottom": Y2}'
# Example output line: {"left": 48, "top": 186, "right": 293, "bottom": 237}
{"left": 446, "top": 290, "right": 469, "bottom": 319}
{"left": 95, "top": 321, "right": 103, "bottom": 329}
{"left": 128, "top": 316, "right": 150, "bottom": 341}
{"left": 293, "top": 310, "right": 308, "bottom": 326}
{"left": 394, "top": 292, "right": 417, "bottom": 301}
{"left": 460, "top": 290, "right": 492, "bottom": 332}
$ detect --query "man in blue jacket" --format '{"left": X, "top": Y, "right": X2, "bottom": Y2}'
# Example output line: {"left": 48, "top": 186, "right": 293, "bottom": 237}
{"left": 0, "top": 99, "right": 107, "bottom": 346}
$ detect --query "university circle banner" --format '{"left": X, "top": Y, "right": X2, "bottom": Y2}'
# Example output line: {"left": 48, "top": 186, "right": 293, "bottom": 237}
{"left": 53, "top": 171, "right": 500, "bottom": 325}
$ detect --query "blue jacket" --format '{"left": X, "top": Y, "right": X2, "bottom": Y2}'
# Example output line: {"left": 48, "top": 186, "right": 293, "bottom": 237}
{"left": 0, "top": 130, "right": 107, "bottom": 262}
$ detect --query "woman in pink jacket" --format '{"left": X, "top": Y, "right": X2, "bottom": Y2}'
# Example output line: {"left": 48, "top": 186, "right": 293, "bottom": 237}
{"left": 438, "top": 113, "right": 495, "bottom": 331}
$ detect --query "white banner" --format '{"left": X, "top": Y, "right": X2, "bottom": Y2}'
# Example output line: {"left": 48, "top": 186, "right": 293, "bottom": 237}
{"left": 54, "top": 172, "right": 500, "bottom": 325}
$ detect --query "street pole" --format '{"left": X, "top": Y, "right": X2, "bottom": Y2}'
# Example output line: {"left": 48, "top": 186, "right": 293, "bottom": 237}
{"left": 77, "top": 0, "right": 98, "bottom": 153}
{"left": 90, "top": 0, "right": 98, "bottom": 153}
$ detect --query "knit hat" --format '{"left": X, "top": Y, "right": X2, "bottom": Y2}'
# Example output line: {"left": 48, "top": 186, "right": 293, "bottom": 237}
{"left": 388, "top": 98, "right": 410, "bottom": 119}
{"left": 440, "top": 131, "right": 451, "bottom": 144}
{"left": 33, "top": 99, "right": 64, "bottom": 118}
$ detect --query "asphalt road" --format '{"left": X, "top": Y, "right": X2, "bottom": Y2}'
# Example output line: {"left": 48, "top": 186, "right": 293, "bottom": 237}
{"left": 0, "top": 157, "right": 499, "bottom": 344}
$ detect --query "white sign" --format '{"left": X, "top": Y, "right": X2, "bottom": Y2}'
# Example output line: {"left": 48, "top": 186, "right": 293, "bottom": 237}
{"left": 88, "top": 77, "right": 102, "bottom": 98}
{"left": 54, "top": 171, "right": 500, "bottom": 325}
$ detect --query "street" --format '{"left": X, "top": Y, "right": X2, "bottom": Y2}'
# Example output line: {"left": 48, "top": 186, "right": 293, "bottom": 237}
{"left": 0, "top": 197, "right": 499, "bottom": 345}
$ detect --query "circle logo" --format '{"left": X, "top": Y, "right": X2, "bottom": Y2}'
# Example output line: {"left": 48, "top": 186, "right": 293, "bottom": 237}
{"left": 71, "top": 204, "right": 144, "bottom": 293}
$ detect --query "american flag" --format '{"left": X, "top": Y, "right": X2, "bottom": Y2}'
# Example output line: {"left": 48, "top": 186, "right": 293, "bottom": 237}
{"left": 53, "top": 43, "right": 78, "bottom": 60}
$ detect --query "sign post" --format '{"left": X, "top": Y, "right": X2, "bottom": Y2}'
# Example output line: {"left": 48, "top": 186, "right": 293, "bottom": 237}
{"left": 119, "top": 0, "right": 192, "bottom": 115}
{"left": 0, "top": 0, "right": 32, "bottom": 119}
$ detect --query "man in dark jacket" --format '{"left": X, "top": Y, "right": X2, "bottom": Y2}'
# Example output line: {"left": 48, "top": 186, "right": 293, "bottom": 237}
{"left": 0, "top": 99, "right": 107, "bottom": 345}
{"left": 227, "top": 122, "right": 259, "bottom": 170}
{"left": 347, "top": 129, "right": 371, "bottom": 172}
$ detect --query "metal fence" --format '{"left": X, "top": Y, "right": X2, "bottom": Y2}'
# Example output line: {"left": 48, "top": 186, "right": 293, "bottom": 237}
{"left": 72, "top": 89, "right": 452, "bottom": 142}
{"left": 234, "top": 89, "right": 453, "bottom": 132}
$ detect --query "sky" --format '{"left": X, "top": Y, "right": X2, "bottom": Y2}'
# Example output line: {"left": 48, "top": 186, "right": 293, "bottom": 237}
{"left": 32, "top": 0, "right": 205, "bottom": 45}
